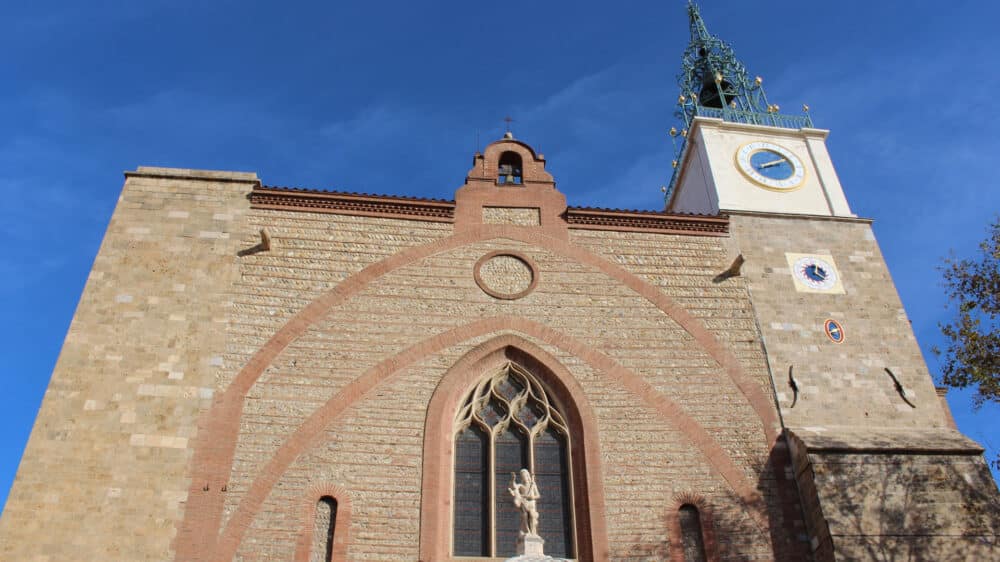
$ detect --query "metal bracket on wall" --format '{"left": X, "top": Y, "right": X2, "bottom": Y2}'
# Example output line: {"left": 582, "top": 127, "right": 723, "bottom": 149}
{"left": 238, "top": 229, "right": 271, "bottom": 256}
{"left": 713, "top": 254, "right": 744, "bottom": 283}
{"left": 788, "top": 365, "right": 799, "bottom": 408}
{"left": 884, "top": 367, "right": 916, "bottom": 408}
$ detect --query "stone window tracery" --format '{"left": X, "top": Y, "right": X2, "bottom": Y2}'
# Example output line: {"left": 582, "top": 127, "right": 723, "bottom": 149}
{"left": 453, "top": 361, "right": 575, "bottom": 558}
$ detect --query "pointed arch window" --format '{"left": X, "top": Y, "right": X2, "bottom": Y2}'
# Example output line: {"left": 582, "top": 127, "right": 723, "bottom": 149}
{"left": 452, "top": 361, "right": 575, "bottom": 558}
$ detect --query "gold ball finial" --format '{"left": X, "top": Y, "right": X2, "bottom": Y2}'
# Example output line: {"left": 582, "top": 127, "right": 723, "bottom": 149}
{"left": 661, "top": 186, "right": 668, "bottom": 193}
{"left": 729, "top": 101, "right": 737, "bottom": 109}
{"left": 672, "top": 160, "right": 678, "bottom": 168}
{"left": 678, "top": 95, "right": 686, "bottom": 104}
{"left": 802, "top": 103, "right": 810, "bottom": 112}
{"left": 754, "top": 76, "right": 763, "bottom": 85}
{"left": 669, "top": 127, "right": 678, "bottom": 137}
{"left": 714, "top": 72, "right": 723, "bottom": 84}
{"left": 680, "top": 129, "right": 688, "bottom": 137}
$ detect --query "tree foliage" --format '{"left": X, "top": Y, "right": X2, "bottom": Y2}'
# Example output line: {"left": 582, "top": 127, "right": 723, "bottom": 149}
{"left": 935, "top": 218, "right": 1000, "bottom": 408}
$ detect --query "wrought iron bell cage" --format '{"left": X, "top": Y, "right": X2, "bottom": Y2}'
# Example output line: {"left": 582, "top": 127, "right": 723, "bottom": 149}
{"left": 666, "top": 2, "right": 814, "bottom": 202}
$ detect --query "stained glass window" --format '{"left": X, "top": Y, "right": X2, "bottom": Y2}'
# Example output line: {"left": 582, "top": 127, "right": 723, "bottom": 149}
{"left": 454, "top": 426, "right": 489, "bottom": 556}
{"left": 535, "top": 427, "right": 573, "bottom": 558}
{"left": 495, "top": 428, "right": 528, "bottom": 557}
{"left": 452, "top": 362, "right": 576, "bottom": 558}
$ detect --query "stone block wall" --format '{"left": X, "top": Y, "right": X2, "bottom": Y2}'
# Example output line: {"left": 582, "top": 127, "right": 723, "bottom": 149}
{"left": 817, "top": 452, "right": 999, "bottom": 561}
{"left": 727, "top": 213, "right": 947, "bottom": 430}
{"left": 788, "top": 429, "right": 1000, "bottom": 561}
{"left": 730, "top": 212, "right": 1000, "bottom": 560}
{"left": 0, "top": 167, "right": 258, "bottom": 561}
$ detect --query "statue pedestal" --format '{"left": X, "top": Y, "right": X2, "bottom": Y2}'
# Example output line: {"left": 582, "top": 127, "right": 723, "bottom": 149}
{"left": 517, "top": 534, "right": 545, "bottom": 556}
{"left": 506, "top": 534, "right": 567, "bottom": 561}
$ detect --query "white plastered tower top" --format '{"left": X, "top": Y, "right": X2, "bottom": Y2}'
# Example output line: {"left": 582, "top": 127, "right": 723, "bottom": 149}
{"left": 667, "top": 117, "right": 854, "bottom": 217}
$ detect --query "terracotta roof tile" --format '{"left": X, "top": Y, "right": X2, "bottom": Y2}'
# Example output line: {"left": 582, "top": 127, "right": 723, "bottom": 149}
{"left": 567, "top": 205, "right": 726, "bottom": 218}
{"left": 261, "top": 185, "right": 455, "bottom": 204}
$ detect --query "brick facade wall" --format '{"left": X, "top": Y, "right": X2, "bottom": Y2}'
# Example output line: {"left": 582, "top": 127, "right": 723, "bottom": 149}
{"left": 218, "top": 232, "right": 796, "bottom": 560}
{"left": 3, "top": 152, "right": 996, "bottom": 562}
{"left": 2, "top": 164, "right": 808, "bottom": 560}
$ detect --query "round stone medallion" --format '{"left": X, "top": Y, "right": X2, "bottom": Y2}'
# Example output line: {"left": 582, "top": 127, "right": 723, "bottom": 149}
{"left": 474, "top": 251, "right": 538, "bottom": 300}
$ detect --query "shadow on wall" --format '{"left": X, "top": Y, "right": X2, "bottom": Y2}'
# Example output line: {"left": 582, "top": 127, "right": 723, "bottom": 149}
{"left": 790, "top": 430, "right": 1000, "bottom": 562}
{"left": 617, "top": 435, "right": 811, "bottom": 561}
{"left": 614, "top": 432, "right": 1000, "bottom": 561}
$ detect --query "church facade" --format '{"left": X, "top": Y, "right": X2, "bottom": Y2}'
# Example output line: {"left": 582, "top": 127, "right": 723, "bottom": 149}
{"left": 1, "top": 4, "right": 997, "bottom": 561}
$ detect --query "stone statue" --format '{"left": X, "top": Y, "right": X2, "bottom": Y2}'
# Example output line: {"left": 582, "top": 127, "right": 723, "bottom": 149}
{"left": 509, "top": 469, "right": 540, "bottom": 537}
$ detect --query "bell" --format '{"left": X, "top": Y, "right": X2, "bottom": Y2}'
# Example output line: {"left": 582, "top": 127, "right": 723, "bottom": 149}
{"left": 498, "top": 164, "right": 513, "bottom": 184}
{"left": 698, "top": 76, "right": 736, "bottom": 109}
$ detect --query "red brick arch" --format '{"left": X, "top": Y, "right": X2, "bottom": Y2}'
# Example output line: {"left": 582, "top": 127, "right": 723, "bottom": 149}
{"left": 293, "top": 483, "right": 352, "bottom": 562}
{"left": 175, "top": 224, "right": 779, "bottom": 560}
{"left": 207, "top": 318, "right": 771, "bottom": 561}
{"left": 667, "top": 493, "right": 719, "bottom": 562}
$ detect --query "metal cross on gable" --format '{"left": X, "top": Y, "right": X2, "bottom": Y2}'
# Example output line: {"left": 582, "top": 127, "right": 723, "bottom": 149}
{"left": 503, "top": 115, "right": 514, "bottom": 133}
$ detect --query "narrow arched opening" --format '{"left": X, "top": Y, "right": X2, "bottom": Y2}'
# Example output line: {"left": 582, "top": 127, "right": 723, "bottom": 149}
{"left": 678, "top": 503, "right": 707, "bottom": 562}
{"left": 311, "top": 496, "right": 338, "bottom": 562}
{"left": 498, "top": 151, "right": 523, "bottom": 185}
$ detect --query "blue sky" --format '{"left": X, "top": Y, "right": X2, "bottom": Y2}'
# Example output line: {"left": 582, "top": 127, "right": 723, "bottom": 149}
{"left": 2, "top": 0, "right": 998, "bottom": 509}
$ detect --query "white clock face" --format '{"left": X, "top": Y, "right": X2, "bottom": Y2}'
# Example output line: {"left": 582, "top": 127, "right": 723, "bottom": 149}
{"left": 735, "top": 141, "right": 806, "bottom": 191}
{"left": 792, "top": 256, "right": 838, "bottom": 291}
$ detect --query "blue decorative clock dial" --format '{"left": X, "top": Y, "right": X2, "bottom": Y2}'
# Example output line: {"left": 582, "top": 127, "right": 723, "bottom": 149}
{"left": 792, "top": 256, "right": 838, "bottom": 290}
{"left": 750, "top": 149, "right": 793, "bottom": 180}
{"left": 735, "top": 141, "right": 806, "bottom": 190}
{"left": 824, "top": 319, "right": 845, "bottom": 343}
{"left": 804, "top": 263, "right": 828, "bottom": 283}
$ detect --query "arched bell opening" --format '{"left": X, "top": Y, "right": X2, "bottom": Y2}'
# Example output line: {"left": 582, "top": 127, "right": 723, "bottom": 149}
{"left": 498, "top": 151, "right": 523, "bottom": 185}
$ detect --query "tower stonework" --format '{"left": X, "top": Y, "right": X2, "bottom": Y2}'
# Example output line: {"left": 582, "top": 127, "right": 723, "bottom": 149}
{"left": 665, "top": 2, "right": 1000, "bottom": 560}
{"left": 2, "top": 6, "right": 999, "bottom": 562}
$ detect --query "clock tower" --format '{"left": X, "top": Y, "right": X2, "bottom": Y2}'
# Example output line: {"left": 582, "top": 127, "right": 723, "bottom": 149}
{"left": 666, "top": 2, "right": 852, "bottom": 218}
{"left": 666, "top": 2, "right": 1000, "bottom": 561}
